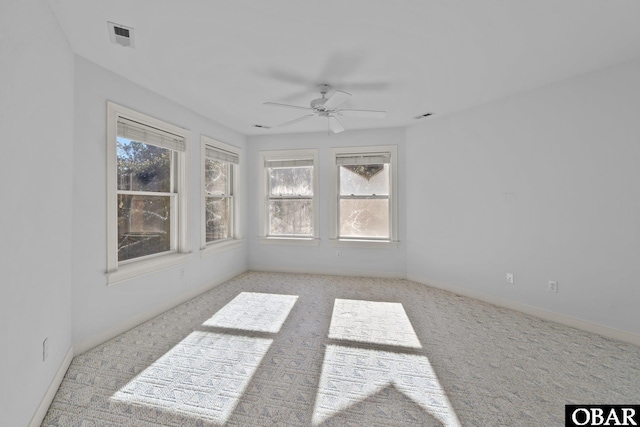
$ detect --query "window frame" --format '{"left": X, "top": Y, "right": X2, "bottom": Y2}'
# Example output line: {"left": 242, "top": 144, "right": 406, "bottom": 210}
{"left": 258, "top": 149, "right": 319, "bottom": 246}
{"left": 106, "top": 102, "right": 191, "bottom": 284}
{"left": 329, "top": 145, "right": 398, "bottom": 249}
{"left": 200, "top": 136, "right": 243, "bottom": 257}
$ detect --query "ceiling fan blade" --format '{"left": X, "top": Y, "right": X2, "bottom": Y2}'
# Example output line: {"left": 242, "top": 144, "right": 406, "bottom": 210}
{"left": 337, "top": 109, "right": 387, "bottom": 119}
{"left": 334, "top": 81, "right": 390, "bottom": 91}
{"left": 323, "top": 90, "right": 351, "bottom": 110}
{"left": 317, "top": 51, "right": 366, "bottom": 83}
{"left": 261, "top": 69, "right": 313, "bottom": 87}
{"left": 264, "top": 102, "right": 312, "bottom": 112}
{"left": 278, "top": 114, "right": 315, "bottom": 127}
{"left": 329, "top": 116, "right": 345, "bottom": 134}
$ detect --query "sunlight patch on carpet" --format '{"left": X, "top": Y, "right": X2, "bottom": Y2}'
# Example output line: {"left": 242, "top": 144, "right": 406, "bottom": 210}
{"left": 317, "top": 299, "right": 459, "bottom": 425}
{"left": 112, "top": 331, "right": 273, "bottom": 424}
{"left": 110, "top": 292, "right": 299, "bottom": 424}
{"left": 203, "top": 292, "right": 298, "bottom": 333}
{"left": 312, "top": 345, "right": 461, "bottom": 426}
{"left": 329, "top": 299, "right": 422, "bottom": 348}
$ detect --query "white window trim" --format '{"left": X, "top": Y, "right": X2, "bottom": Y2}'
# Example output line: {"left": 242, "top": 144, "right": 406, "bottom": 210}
{"left": 106, "top": 102, "right": 191, "bottom": 284}
{"left": 201, "top": 238, "right": 244, "bottom": 257}
{"left": 200, "top": 135, "right": 244, "bottom": 257}
{"left": 329, "top": 145, "right": 398, "bottom": 249}
{"left": 258, "top": 149, "right": 320, "bottom": 246}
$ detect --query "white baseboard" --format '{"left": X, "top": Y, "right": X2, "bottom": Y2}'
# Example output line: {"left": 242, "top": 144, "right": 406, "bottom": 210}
{"left": 407, "top": 274, "right": 640, "bottom": 346}
{"left": 73, "top": 268, "right": 248, "bottom": 355}
{"left": 29, "top": 345, "right": 74, "bottom": 427}
{"left": 249, "top": 265, "right": 406, "bottom": 280}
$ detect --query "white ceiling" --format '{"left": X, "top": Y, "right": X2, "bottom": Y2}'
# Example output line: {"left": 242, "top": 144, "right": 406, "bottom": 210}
{"left": 48, "top": 0, "right": 640, "bottom": 136}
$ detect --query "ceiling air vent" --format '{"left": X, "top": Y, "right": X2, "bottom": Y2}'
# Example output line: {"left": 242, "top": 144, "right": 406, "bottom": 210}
{"left": 108, "top": 22, "right": 135, "bottom": 48}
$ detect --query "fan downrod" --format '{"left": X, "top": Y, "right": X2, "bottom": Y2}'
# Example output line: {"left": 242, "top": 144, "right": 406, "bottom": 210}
{"left": 317, "top": 83, "right": 330, "bottom": 96}
{"left": 311, "top": 84, "right": 331, "bottom": 110}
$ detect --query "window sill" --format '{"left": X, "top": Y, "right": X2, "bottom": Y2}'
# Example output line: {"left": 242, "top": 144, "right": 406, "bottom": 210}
{"left": 106, "top": 252, "right": 192, "bottom": 285}
{"left": 200, "top": 239, "right": 244, "bottom": 258}
{"left": 329, "top": 239, "right": 399, "bottom": 249}
{"left": 259, "top": 237, "right": 320, "bottom": 246}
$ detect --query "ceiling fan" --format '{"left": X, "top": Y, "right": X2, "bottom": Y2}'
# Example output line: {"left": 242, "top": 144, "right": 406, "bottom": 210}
{"left": 264, "top": 84, "right": 387, "bottom": 134}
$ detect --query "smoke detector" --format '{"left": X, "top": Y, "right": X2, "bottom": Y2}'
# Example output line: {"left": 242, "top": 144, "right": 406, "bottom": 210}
{"left": 108, "top": 22, "right": 135, "bottom": 48}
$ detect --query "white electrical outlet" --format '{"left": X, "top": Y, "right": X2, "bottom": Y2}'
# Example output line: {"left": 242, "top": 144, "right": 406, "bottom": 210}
{"left": 506, "top": 273, "right": 514, "bottom": 284}
{"left": 548, "top": 281, "right": 558, "bottom": 293}
{"left": 43, "top": 338, "right": 48, "bottom": 362}
{"left": 180, "top": 268, "right": 185, "bottom": 277}
{"left": 336, "top": 250, "right": 341, "bottom": 257}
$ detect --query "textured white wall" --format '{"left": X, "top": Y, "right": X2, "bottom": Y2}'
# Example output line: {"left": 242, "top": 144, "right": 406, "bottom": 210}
{"left": 0, "top": 1, "right": 74, "bottom": 425}
{"left": 71, "top": 57, "right": 249, "bottom": 345}
{"left": 406, "top": 58, "right": 640, "bottom": 335}
{"left": 247, "top": 128, "right": 407, "bottom": 277}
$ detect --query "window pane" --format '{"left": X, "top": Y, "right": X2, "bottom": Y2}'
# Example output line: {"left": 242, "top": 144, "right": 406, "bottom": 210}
{"left": 117, "top": 137, "right": 171, "bottom": 192}
{"left": 269, "top": 167, "right": 313, "bottom": 196}
{"left": 118, "top": 194, "right": 171, "bottom": 261}
{"left": 339, "top": 164, "right": 389, "bottom": 196}
{"left": 269, "top": 199, "right": 312, "bottom": 236}
{"left": 339, "top": 199, "right": 389, "bottom": 238}
{"left": 205, "top": 159, "right": 229, "bottom": 196}
{"left": 206, "top": 197, "right": 231, "bottom": 242}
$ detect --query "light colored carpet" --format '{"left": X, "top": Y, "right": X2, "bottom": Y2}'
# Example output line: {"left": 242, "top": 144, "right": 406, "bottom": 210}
{"left": 43, "top": 272, "right": 640, "bottom": 426}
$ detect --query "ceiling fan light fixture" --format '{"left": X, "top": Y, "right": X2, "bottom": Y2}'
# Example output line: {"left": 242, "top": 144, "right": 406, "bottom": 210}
{"left": 264, "top": 84, "right": 387, "bottom": 133}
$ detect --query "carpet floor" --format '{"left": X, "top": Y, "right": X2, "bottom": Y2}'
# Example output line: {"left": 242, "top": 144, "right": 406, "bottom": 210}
{"left": 42, "top": 272, "right": 640, "bottom": 426}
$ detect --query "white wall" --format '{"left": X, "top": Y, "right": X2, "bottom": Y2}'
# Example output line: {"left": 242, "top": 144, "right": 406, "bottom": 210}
{"left": 0, "top": 1, "right": 74, "bottom": 425}
{"left": 406, "top": 58, "right": 640, "bottom": 336}
{"left": 247, "top": 128, "right": 406, "bottom": 277}
{"left": 71, "top": 56, "right": 249, "bottom": 346}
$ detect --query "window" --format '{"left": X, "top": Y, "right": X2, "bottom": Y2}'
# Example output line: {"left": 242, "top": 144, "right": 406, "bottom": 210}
{"left": 107, "top": 102, "right": 190, "bottom": 283}
{"left": 330, "top": 145, "right": 398, "bottom": 248}
{"left": 267, "top": 161, "right": 313, "bottom": 237}
{"left": 259, "top": 149, "right": 319, "bottom": 245}
{"left": 201, "top": 136, "right": 242, "bottom": 255}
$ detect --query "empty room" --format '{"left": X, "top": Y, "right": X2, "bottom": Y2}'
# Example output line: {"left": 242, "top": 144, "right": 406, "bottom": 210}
{"left": 2, "top": 1, "right": 640, "bottom": 426}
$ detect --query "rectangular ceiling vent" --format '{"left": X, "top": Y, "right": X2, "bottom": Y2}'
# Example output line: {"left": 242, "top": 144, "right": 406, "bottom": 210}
{"left": 108, "top": 22, "right": 135, "bottom": 48}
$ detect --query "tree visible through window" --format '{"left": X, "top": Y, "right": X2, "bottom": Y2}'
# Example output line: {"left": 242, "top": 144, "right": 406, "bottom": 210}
{"left": 268, "top": 165, "right": 313, "bottom": 236}
{"left": 116, "top": 137, "right": 175, "bottom": 261}
{"left": 204, "top": 158, "right": 232, "bottom": 242}
{"left": 107, "top": 103, "right": 189, "bottom": 283}
{"left": 259, "top": 150, "right": 318, "bottom": 242}
{"left": 202, "top": 139, "right": 240, "bottom": 250}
